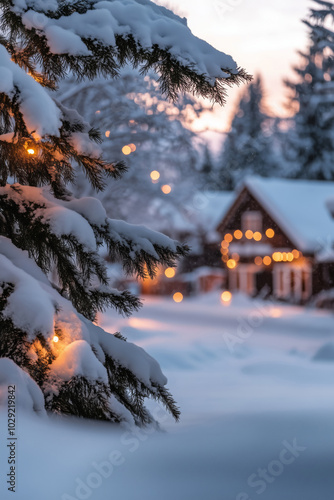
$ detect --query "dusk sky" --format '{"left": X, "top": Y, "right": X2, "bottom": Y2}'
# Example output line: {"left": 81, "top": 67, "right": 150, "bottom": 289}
{"left": 158, "top": 0, "right": 311, "bottom": 133}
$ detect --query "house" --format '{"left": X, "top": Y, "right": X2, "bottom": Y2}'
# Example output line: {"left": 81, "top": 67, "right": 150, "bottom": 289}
{"left": 216, "top": 177, "right": 334, "bottom": 303}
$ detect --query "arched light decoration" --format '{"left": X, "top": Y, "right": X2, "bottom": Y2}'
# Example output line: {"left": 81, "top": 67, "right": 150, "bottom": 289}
{"left": 266, "top": 228, "right": 275, "bottom": 238}
{"left": 224, "top": 233, "right": 233, "bottom": 243}
{"left": 234, "top": 230, "right": 243, "bottom": 240}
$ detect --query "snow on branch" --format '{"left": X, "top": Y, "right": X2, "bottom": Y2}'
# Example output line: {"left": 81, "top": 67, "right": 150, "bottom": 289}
{"left": 1, "top": 0, "right": 250, "bottom": 105}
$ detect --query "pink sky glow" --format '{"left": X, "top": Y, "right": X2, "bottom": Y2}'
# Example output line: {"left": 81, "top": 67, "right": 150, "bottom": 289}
{"left": 158, "top": 0, "right": 311, "bottom": 133}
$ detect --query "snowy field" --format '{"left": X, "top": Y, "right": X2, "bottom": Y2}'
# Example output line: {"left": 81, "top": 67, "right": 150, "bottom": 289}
{"left": 1, "top": 292, "right": 334, "bottom": 500}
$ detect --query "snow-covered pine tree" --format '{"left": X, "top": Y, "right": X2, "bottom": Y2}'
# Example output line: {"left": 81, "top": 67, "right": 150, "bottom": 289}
{"left": 0, "top": 0, "right": 250, "bottom": 424}
{"left": 283, "top": 0, "right": 334, "bottom": 180}
{"left": 57, "top": 67, "right": 204, "bottom": 237}
{"left": 217, "top": 75, "right": 276, "bottom": 190}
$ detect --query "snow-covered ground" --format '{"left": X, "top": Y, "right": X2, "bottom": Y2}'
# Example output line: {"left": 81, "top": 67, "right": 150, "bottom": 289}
{"left": 1, "top": 292, "right": 334, "bottom": 500}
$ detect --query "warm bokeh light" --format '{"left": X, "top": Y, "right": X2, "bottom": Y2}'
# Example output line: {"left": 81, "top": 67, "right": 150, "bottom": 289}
{"left": 287, "top": 252, "right": 294, "bottom": 262}
{"left": 221, "top": 240, "right": 229, "bottom": 249}
{"left": 129, "top": 143, "right": 136, "bottom": 152}
{"left": 53, "top": 335, "right": 59, "bottom": 343}
{"left": 254, "top": 256, "right": 263, "bottom": 266}
{"left": 245, "top": 230, "right": 253, "bottom": 239}
{"left": 234, "top": 230, "right": 243, "bottom": 240}
{"left": 266, "top": 228, "right": 275, "bottom": 238}
{"left": 161, "top": 184, "right": 172, "bottom": 194}
{"left": 173, "top": 292, "right": 183, "bottom": 303}
{"left": 221, "top": 291, "right": 232, "bottom": 303}
{"left": 122, "top": 145, "right": 132, "bottom": 155}
{"left": 272, "top": 252, "right": 282, "bottom": 262}
{"left": 150, "top": 170, "right": 160, "bottom": 181}
{"left": 165, "top": 267, "right": 176, "bottom": 278}
{"left": 263, "top": 256, "right": 272, "bottom": 266}
{"left": 27, "top": 148, "right": 35, "bottom": 155}
{"left": 224, "top": 233, "right": 233, "bottom": 243}
{"left": 231, "top": 253, "right": 240, "bottom": 262}
{"left": 270, "top": 308, "right": 282, "bottom": 318}
{"left": 253, "top": 231, "right": 262, "bottom": 241}
{"left": 282, "top": 252, "right": 288, "bottom": 262}
{"left": 227, "top": 259, "right": 237, "bottom": 269}
{"left": 105, "top": 130, "right": 111, "bottom": 137}
{"left": 292, "top": 249, "right": 300, "bottom": 259}
{"left": 95, "top": 110, "right": 101, "bottom": 114}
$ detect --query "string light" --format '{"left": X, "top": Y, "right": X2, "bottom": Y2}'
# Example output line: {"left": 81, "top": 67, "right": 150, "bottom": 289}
{"left": 129, "top": 143, "right": 136, "bottom": 152}
{"left": 224, "top": 233, "right": 233, "bottom": 243}
{"left": 263, "top": 256, "right": 272, "bottom": 266}
{"left": 245, "top": 230, "right": 253, "bottom": 239}
{"left": 253, "top": 232, "right": 262, "bottom": 241}
{"left": 234, "top": 230, "right": 243, "bottom": 240}
{"left": 150, "top": 170, "right": 160, "bottom": 181}
{"left": 161, "top": 185, "right": 172, "bottom": 194}
{"left": 173, "top": 292, "right": 183, "bottom": 303}
{"left": 254, "top": 256, "right": 263, "bottom": 266}
{"left": 266, "top": 228, "right": 275, "bottom": 238}
{"left": 165, "top": 268, "right": 175, "bottom": 278}
{"left": 227, "top": 259, "right": 237, "bottom": 269}
{"left": 122, "top": 145, "right": 132, "bottom": 155}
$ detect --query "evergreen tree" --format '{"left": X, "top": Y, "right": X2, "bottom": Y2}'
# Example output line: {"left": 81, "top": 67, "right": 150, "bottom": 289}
{"left": 217, "top": 76, "right": 277, "bottom": 190}
{"left": 283, "top": 0, "right": 334, "bottom": 180}
{"left": 198, "top": 143, "right": 218, "bottom": 190}
{"left": 57, "top": 67, "right": 204, "bottom": 237}
{"left": 0, "top": 0, "right": 249, "bottom": 423}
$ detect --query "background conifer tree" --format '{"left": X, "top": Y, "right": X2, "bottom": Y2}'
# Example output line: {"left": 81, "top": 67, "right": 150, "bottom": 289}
{"left": 217, "top": 75, "right": 276, "bottom": 190}
{"left": 283, "top": 0, "right": 334, "bottom": 180}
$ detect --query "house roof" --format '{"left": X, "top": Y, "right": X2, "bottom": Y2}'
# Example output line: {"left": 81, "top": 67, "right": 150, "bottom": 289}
{"left": 241, "top": 176, "right": 334, "bottom": 254}
{"left": 199, "top": 191, "right": 234, "bottom": 232}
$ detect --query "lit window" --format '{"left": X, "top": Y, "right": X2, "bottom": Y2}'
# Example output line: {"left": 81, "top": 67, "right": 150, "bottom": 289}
{"left": 242, "top": 211, "right": 262, "bottom": 233}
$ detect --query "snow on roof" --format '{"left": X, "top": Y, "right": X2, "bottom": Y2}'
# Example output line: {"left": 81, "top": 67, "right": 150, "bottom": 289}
{"left": 242, "top": 176, "right": 334, "bottom": 253}
{"left": 198, "top": 191, "right": 234, "bottom": 232}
